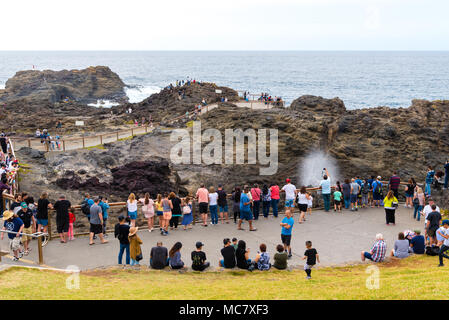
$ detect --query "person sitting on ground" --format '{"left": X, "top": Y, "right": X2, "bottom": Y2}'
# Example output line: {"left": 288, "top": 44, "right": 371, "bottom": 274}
{"left": 390, "top": 232, "right": 411, "bottom": 259}
{"left": 232, "top": 237, "right": 238, "bottom": 250}
{"left": 273, "top": 244, "right": 288, "bottom": 270}
{"left": 361, "top": 233, "right": 387, "bottom": 263}
{"left": 169, "top": 241, "right": 185, "bottom": 270}
{"left": 150, "top": 241, "right": 169, "bottom": 269}
{"left": 219, "top": 238, "right": 236, "bottom": 269}
{"left": 191, "top": 241, "right": 210, "bottom": 271}
{"left": 235, "top": 240, "right": 251, "bottom": 270}
{"left": 410, "top": 230, "right": 425, "bottom": 254}
{"left": 254, "top": 243, "right": 271, "bottom": 271}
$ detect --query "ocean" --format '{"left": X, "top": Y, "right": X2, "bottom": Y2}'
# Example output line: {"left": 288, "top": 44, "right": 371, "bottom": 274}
{"left": 1, "top": 51, "right": 448, "bottom": 109}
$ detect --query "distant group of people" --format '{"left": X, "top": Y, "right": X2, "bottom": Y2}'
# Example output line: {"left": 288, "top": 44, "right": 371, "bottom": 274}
{"left": 35, "top": 128, "right": 61, "bottom": 150}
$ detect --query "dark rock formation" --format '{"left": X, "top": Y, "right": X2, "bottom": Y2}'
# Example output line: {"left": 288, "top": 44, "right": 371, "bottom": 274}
{"left": 290, "top": 95, "right": 346, "bottom": 114}
{"left": 0, "top": 66, "right": 126, "bottom": 104}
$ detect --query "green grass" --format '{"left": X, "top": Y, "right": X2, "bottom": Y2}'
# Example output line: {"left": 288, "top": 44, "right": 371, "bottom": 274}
{"left": 1, "top": 255, "right": 449, "bottom": 300}
{"left": 85, "top": 144, "right": 106, "bottom": 150}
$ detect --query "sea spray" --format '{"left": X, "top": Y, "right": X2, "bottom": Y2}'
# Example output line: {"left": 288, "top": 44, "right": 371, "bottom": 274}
{"left": 298, "top": 150, "right": 340, "bottom": 187}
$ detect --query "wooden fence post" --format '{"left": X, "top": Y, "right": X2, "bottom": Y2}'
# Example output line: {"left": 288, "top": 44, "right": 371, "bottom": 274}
{"left": 63, "top": 140, "right": 66, "bottom": 151}
{"left": 131, "top": 128, "right": 134, "bottom": 136}
{"left": 100, "top": 135, "right": 103, "bottom": 144}
{"left": 82, "top": 137, "right": 85, "bottom": 148}
{"left": 37, "top": 236, "right": 44, "bottom": 265}
{"left": 27, "top": 139, "right": 31, "bottom": 148}
{"left": 116, "top": 132, "right": 119, "bottom": 140}
{"left": 48, "top": 212, "right": 52, "bottom": 240}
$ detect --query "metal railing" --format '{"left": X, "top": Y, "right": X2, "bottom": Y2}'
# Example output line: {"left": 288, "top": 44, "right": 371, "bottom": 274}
{"left": 0, "top": 229, "right": 47, "bottom": 265}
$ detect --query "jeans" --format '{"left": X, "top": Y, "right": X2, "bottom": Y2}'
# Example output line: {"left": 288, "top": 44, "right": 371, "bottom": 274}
{"left": 271, "top": 199, "right": 279, "bottom": 217}
{"left": 343, "top": 196, "right": 350, "bottom": 209}
{"left": 210, "top": 205, "right": 218, "bottom": 224}
{"left": 425, "top": 182, "right": 431, "bottom": 196}
{"left": 439, "top": 245, "right": 449, "bottom": 265}
{"left": 118, "top": 243, "right": 130, "bottom": 265}
{"left": 253, "top": 200, "right": 260, "bottom": 220}
{"left": 445, "top": 173, "right": 448, "bottom": 189}
{"left": 413, "top": 204, "right": 423, "bottom": 221}
{"left": 262, "top": 201, "right": 270, "bottom": 217}
{"left": 322, "top": 194, "right": 331, "bottom": 211}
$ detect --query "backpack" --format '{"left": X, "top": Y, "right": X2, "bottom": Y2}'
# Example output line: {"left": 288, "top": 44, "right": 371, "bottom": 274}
{"left": 81, "top": 199, "right": 91, "bottom": 216}
{"left": 114, "top": 223, "right": 124, "bottom": 241}
{"left": 374, "top": 182, "right": 382, "bottom": 194}
{"left": 426, "top": 245, "right": 440, "bottom": 256}
{"left": 362, "top": 183, "right": 369, "bottom": 195}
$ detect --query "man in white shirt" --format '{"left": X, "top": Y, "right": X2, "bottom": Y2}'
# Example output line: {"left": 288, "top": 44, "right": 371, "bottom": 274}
{"left": 282, "top": 179, "right": 297, "bottom": 214}
{"left": 319, "top": 168, "right": 331, "bottom": 212}
{"left": 423, "top": 199, "right": 440, "bottom": 223}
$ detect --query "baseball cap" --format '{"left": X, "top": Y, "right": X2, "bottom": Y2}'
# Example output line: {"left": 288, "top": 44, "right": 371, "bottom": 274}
{"left": 286, "top": 178, "right": 291, "bottom": 183}
{"left": 195, "top": 241, "right": 204, "bottom": 248}
{"left": 377, "top": 176, "right": 381, "bottom": 179}
{"left": 443, "top": 220, "right": 449, "bottom": 226}
{"left": 21, "top": 202, "right": 27, "bottom": 209}
{"left": 223, "top": 238, "right": 230, "bottom": 245}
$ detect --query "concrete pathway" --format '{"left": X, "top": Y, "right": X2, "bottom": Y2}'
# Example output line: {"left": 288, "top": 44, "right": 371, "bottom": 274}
{"left": 0, "top": 206, "right": 424, "bottom": 271}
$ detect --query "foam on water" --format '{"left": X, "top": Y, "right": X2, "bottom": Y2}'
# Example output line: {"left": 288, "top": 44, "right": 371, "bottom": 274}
{"left": 87, "top": 100, "right": 120, "bottom": 108}
{"left": 298, "top": 150, "right": 340, "bottom": 187}
{"left": 125, "top": 85, "right": 161, "bottom": 103}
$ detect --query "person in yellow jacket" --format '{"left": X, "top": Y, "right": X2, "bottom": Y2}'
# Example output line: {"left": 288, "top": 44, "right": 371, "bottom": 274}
{"left": 129, "top": 227, "right": 143, "bottom": 266}
{"left": 384, "top": 190, "right": 399, "bottom": 225}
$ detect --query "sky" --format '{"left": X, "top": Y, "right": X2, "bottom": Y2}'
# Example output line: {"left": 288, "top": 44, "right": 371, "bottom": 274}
{"left": 2, "top": 0, "right": 449, "bottom": 50}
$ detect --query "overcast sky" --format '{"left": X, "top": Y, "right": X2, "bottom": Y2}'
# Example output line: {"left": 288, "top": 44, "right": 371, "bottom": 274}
{"left": 2, "top": 0, "right": 448, "bottom": 50}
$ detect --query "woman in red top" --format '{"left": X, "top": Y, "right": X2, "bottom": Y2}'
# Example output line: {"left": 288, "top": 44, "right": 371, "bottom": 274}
{"left": 270, "top": 184, "right": 280, "bottom": 218}
{"left": 68, "top": 211, "right": 76, "bottom": 241}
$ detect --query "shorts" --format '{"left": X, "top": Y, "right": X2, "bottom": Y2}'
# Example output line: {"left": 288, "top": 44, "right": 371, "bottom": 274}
{"left": 156, "top": 211, "right": 163, "bottom": 216}
{"left": 57, "top": 220, "right": 69, "bottom": 233}
{"left": 350, "top": 194, "right": 358, "bottom": 203}
{"left": 128, "top": 211, "right": 137, "bottom": 220}
{"left": 334, "top": 200, "right": 341, "bottom": 205}
{"left": 90, "top": 223, "right": 103, "bottom": 235}
{"left": 37, "top": 219, "right": 48, "bottom": 226}
{"left": 285, "top": 199, "right": 295, "bottom": 208}
{"left": 427, "top": 228, "right": 437, "bottom": 238}
{"left": 22, "top": 227, "right": 33, "bottom": 242}
{"left": 9, "top": 237, "right": 22, "bottom": 251}
{"left": 281, "top": 234, "right": 291, "bottom": 246}
{"left": 219, "top": 204, "right": 228, "bottom": 212}
{"left": 304, "top": 264, "right": 315, "bottom": 270}
{"left": 240, "top": 210, "right": 253, "bottom": 221}
{"left": 298, "top": 203, "right": 308, "bottom": 212}
{"left": 373, "top": 192, "right": 382, "bottom": 201}
{"left": 199, "top": 202, "right": 208, "bottom": 214}
{"left": 405, "top": 194, "right": 414, "bottom": 198}
{"left": 163, "top": 211, "right": 172, "bottom": 220}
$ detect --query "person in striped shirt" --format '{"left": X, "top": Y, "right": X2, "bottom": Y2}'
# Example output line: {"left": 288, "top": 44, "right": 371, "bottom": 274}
{"left": 361, "top": 233, "right": 387, "bottom": 262}
{"left": 389, "top": 171, "right": 401, "bottom": 199}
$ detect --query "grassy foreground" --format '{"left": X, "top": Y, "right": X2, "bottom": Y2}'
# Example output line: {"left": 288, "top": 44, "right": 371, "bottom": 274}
{"left": 1, "top": 254, "right": 448, "bottom": 300}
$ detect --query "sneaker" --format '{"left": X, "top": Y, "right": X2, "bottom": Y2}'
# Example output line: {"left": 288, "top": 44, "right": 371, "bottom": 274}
{"left": 438, "top": 264, "right": 445, "bottom": 267}
{"left": 306, "top": 276, "right": 311, "bottom": 280}
{"left": 24, "top": 250, "right": 29, "bottom": 256}
{"left": 12, "top": 257, "right": 19, "bottom": 261}
{"left": 288, "top": 254, "right": 292, "bottom": 259}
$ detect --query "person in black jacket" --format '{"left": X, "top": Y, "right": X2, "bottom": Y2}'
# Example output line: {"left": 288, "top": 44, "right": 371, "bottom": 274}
{"left": 115, "top": 215, "right": 130, "bottom": 265}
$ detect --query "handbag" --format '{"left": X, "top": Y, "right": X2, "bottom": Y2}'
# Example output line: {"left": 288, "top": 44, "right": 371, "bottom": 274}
{"left": 413, "top": 197, "right": 419, "bottom": 205}
{"left": 392, "top": 201, "right": 399, "bottom": 208}
{"left": 136, "top": 253, "right": 143, "bottom": 261}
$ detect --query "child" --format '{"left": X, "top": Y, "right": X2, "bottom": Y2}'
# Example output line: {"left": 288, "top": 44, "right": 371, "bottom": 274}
{"left": 232, "top": 237, "right": 238, "bottom": 250}
{"left": 68, "top": 210, "right": 76, "bottom": 241}
{"left": 129, "top": 227, "right": 143, "bottom": 266}
{"left": 181, "top": 197, "right": 193, "bottom": 230}
{"left": 307, "top": 192, "right": 313, "bottom": 215}
{"left": 333, "top": 189, "right": 342, "bottom": 212}
{"left": 302, "top": 241, "right": 319, "bottom": 280}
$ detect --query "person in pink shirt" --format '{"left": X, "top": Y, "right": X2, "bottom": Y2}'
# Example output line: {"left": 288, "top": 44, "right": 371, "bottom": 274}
{"left": 250, "top": 184, "right": 262, "bottom": 220}
{"left": 196, "top": 184, "right": 209, "bottom": 227}
{"left": 270, "top": 184, "right": 280, "bottom": 218}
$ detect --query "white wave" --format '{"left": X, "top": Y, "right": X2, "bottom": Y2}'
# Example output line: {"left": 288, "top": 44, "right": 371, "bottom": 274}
{"left": 0, "top": 83, "right": 5, "bottom": 90}
{"left": 125, "top": 85, "right": 161, "bottom": 103}
{"left": 87, "top": 100, "right": 120, "bottom": 108}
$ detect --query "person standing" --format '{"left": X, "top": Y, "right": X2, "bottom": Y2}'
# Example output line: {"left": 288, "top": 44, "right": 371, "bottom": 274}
{"left": 0, "top": 177, "right": 10, "bottom": 218}
{"left": 372, "top": 177, "right": 383, "bottom": 208}
{"left": 426, "top": 205, "right": 442, "bottom": 246}
{"left": 208, "top": 187, "right": 219, "bottom": 226}
{"left": 438, "top": 220, "right": 449, "bottom": 266}
{"left": 412, "top": 187, "right": 425, "bottom": 221}
{"left": 333, "top": 187, "right": 343, "bottom": 212}
{"left": 169, "top": 192, "right": 182, "bottom": 230}
{"left": 388, "top": 171, "right": 401, "bottom": 199}
{"left": 250, "top": 184, "right": 262, "bottom": 220}
{"left": 281, "top": 179, "right": 297, "bottom": 214}
{"left": 89, "top": 198, "right": 108, "bottom": 245}
{"left": 296, "top": 187, "right": 310, "bottom": 224}
{"left": 140, "top": 193, "right": 154, "bottom": 232}
{"left": 405, "top": 178, "right": 417, "bottom": 209}
{"left": 261, "top": 185, "right": 271, "bottom": 218}
{"left": 53, "top": 195, "right": 71, "bottom": 243}
{"left": 1, "top": 211, "right": 24, "bottom": 261}
{"left": 425, "top": 166, "right": 435, "bottom": 197}
{"left": 217, "top": 184, "right": 229, "bottom": 224}
{"left": 161, "top": 192, "right": 173, "bottom": 235}
{"left": 444, "top": 160, "right": 449, "bottom": 190}
{"left": 99, "top": 196, "right": 110, "bottom": 236}
{"left": 319, "top": 168, "right": 331, "bottom": 212}
{"left": 17, "top": 203, "right": 34, "bottom": 255}
{"left": 238, "top": 186, "right": 257, "bottom": 231}
{"left": 191, "top": 241, "right": 210, "bottom": 271}
{"left": 231, "top": 187, "right": 241, "bottom": 224}
{"left": 341, "top": 179, "right": 351, "bottom": 209}
{"left": 181, "top": 197, "right": 193, "bottom": 229}
{"left": 303, "top": 241, "right": 319, "bottom": 280}
{"left": 280, "top": 209, "right": 294, "bottom": 258}
{"left": 196, "top": 184, "right": 209, "bottom": 227}
{"left": 129, "top": 227, "right": 143, "bottom": 266}
{"left": 383, "top": 190, "right": 399, "bottom": 225}
{"left": 36, "top": 192, "right": 52, "bottom": 234}
{"left": 350, "top": 178, "right": 360, "bottom": 211}
{"left": 270, "top": 183, "right": 280, "bottom": 218}
{"left": 127, "top": 193, "right": 138, "bottom": 227}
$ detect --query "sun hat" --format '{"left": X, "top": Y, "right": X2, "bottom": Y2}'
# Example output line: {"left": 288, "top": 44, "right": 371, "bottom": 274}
{"left": 129, "top": 227, "right": 138, "bottom": 236}
{"left": 2, "top": 210, "right": 13, "bottom": 220}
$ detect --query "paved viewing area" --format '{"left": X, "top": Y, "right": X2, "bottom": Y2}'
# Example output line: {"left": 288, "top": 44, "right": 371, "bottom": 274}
{"left": 0, "top": 206, "right": 423, "bottom": 271}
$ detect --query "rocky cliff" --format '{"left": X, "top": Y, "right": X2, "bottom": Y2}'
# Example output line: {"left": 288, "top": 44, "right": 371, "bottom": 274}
{"left": 0, "top": 66, "right": 127, "bottom": 104}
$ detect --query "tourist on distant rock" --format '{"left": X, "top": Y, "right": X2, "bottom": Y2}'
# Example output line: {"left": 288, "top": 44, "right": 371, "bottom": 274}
{"left": 426, "top": 204, "right": 442, "bottom": 246}
{"left": 261, "top": 185, "right": 271, "bottom": 218}
{"left": 425, "top": 166, "right": 435, "bottom": 197}
{"left": 208, "top": 187, "right": 219, "bottom": 226}
{"left": 273, "top": 244, "right": 288, "bottom": 270}
{"left": 196, "top": 184, "right": 209, "bottom": 227}
{"left": 161, "top": 192, "right": 173, "bottom": 236}
{"left": 191, "top": 241, "right": 210, "bottom": 271}
{"left": 333, "top": 187, "right": 342, "bottom": 212}
{"left": 231, "top": 187, "right": 241, "bottom": 224}
{"left": 150, "top": 241, "right": 169, "bottom": 269}
{"left": 409, "top": 230, "right": 425, "bottom": 254}
{"left": 372, "top": 176, "right": 383, "bottom": 208}
{"left": 361, "top": 233, "right": 387, "bottom": 262}
{"left": 413, "top": 187, "right": 425, "bottom": 221}
{"left": 89, "top": 198, "right": 108, "bottom": 245}
{"left": 303, "top": 241, "right": 319, "bottom": 280}
{"left": 219, "top": 238, "right": 236, "bottom": 269}
{"left": 1, "top": 210, "right": 24, "bottom": 261}
{"left": 129, "top": 227, "right": 143, "bottom": 266}
{"left": 437, "top": 220, "right": 449, "bottom": 267}
{"left": 238, "top": 186, "right": 257, "bottom": 231}
{"left": 99, "top": 196, "right": 110, "bottom": 236}
{"left": 115, "top": 215, "right": 130, "bottom": 265}
{"left": 269, "top": 184, "right": 280, "bottom": 218}
{"left": 140, "top": 193, "right": 155, "bottom": 232}
{"left": 169, "top": 192, "right": 182, "bottom": 230}
{"left": 319, "top": 168, "right": 331, "bottom": 212}
{"left": 53, "top": 195, "right": 71, "bottom": 243}
{"left": 350, "top": 178, "right": 360, "bottom": 211}
{"left": 405, "top": 178, "right": 417, "bottom": 208}
{"left": 68, "top": 209, "right": 75, "bottom": 241}
{"left": 181, "top": 197, "right": 193, "bottom": 230}
{"left": 383, "top": 190, "right": 399, "bottom": 225}
{"left": 388, "top": 171, "right": 401, "bottom": 199}
{"left": 127, "top": 193, "right": 138, "bottom": 228}
{"left": 341, "top": 179, "right": 351, "bottom": 209}
{"left": 217, "top": 184, "right": 229, "bottom": 224}
{"left": 444, "top": 160, "right": 449, "bottom": 190}
{"left": 390, "top": 232, "right": 410, "bottom": 259}
{"left": 281, "top": 179, "right": 297, "bottom": 214}
{"left": 280, "top": 209, "right": 294, "bottom": 258}
{"left": 254, "top": 243, "right": 271, "bottom": 271}
{"left": 250, "top": 184, "right": 262, "bottom": 220}
{"left": 235, "top": 240, "right": 251, "bottom": 270}
{"left": 296, "top": 187, "right": 309, "bottom": 224}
